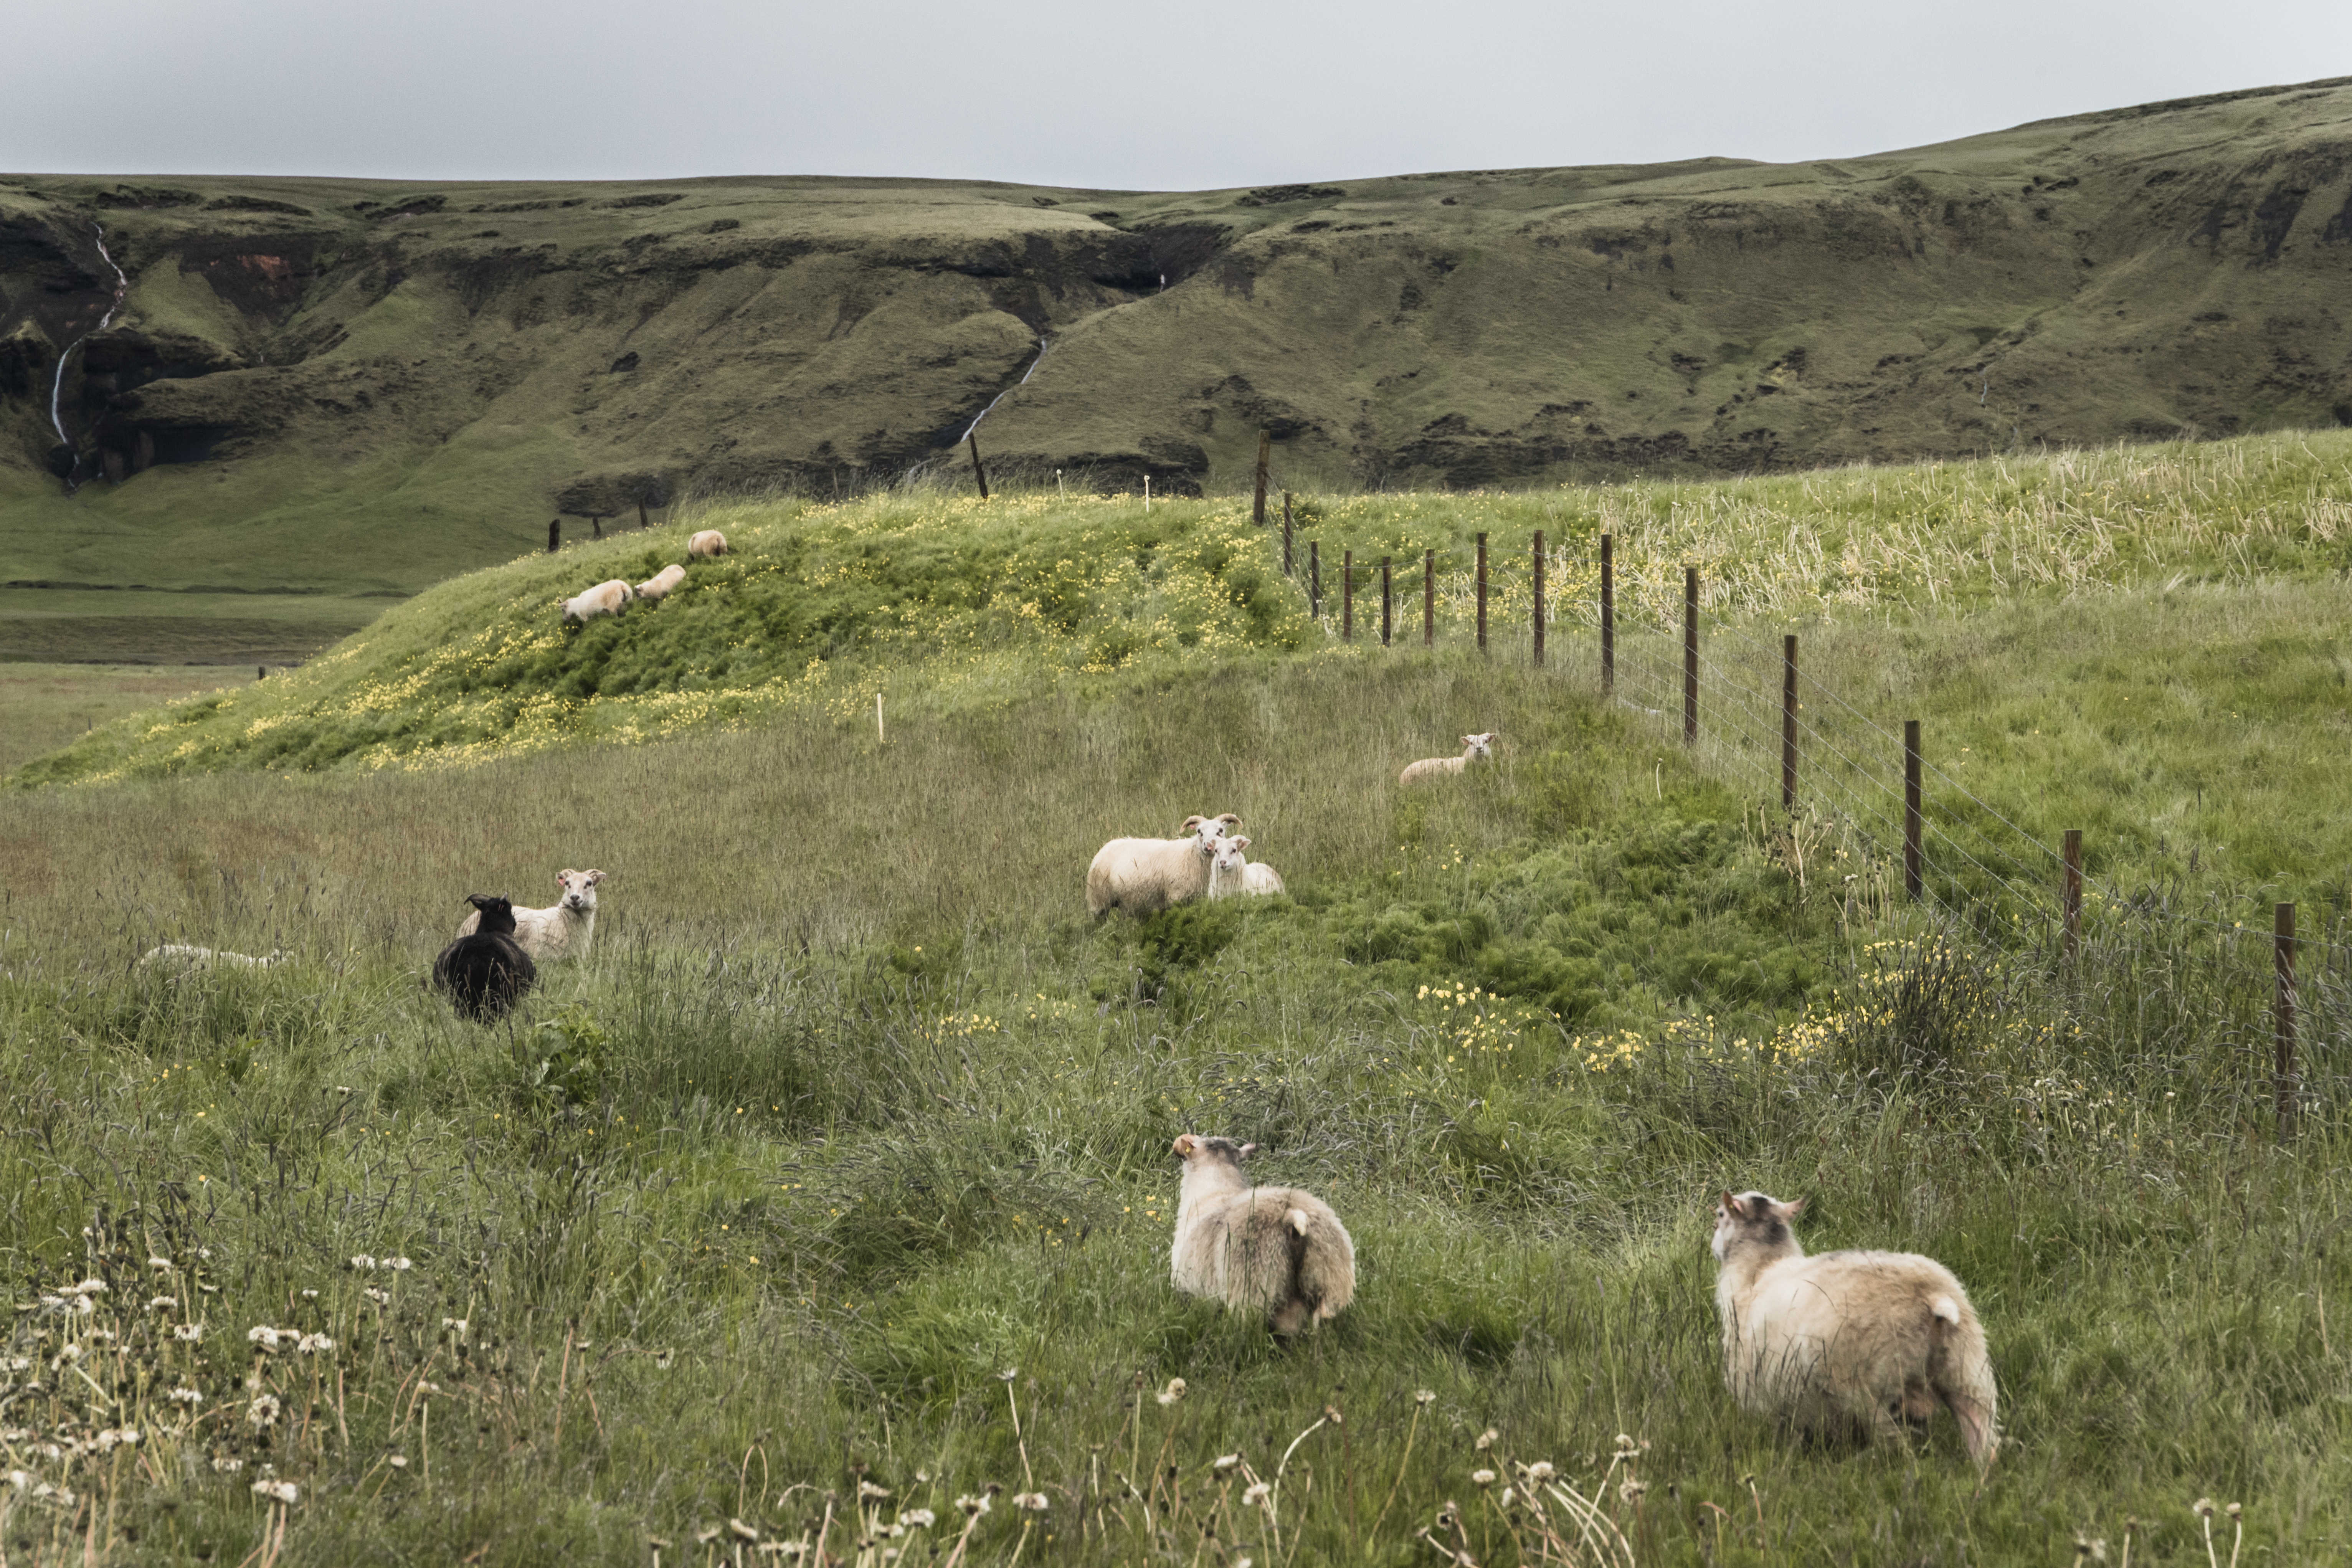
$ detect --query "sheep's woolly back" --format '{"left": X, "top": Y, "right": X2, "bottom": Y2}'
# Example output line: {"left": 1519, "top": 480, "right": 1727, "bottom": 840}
{"left": 456, "top": 869, "right": 605, "bottom": 962}
{"left": 562, "top": 580, "right": 634, "bottom": 624}
{"left": 1086, "top": 834, "right": 1217, "bottom": 920}
{"left": 137, "top": 945, "right": 282, "bottom": 974}
{"left": 689, "top": 529, "right": 729, "bottom": 558}
{"left": 1712, "top": 1191, "right": 1999, "bottom": 1468}
{"left": 636, "top": 563, "right": 687, "bottom": 601}
{"left": 1169, "top": 1135, "right": 1356, "bottom": 1335}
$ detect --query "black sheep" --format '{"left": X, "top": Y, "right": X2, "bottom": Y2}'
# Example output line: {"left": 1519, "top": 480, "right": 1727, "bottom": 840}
{"left": 433, "top": 894, "right": 538, "bottom": 1021}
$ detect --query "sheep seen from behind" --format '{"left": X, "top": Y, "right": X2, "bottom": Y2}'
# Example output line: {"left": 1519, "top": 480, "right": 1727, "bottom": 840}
{"left": 433, "top": 895, "right": 538, "bottom": 1021}
{"left": 688, "top": 529, "right": 729, "bottom": 559}
{"left": 1170, "top": 1134, "right": 1354, "bottom": 1335}
{"left": 1712, "top": 1190, "right": 1999, "bottom": 1469}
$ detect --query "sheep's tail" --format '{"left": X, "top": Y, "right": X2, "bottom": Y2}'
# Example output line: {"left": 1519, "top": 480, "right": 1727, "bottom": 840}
{"left": 1285, "top": 1206, "right": 1356, "bottom": 1327}
{"left": 1927, "top": 1293, "right": 1999, "bottom": 1469}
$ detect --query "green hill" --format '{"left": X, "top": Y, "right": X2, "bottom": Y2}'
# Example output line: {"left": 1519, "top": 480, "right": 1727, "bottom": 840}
{"left": 6, "top": 76, "right": 2352, "bottom": 661}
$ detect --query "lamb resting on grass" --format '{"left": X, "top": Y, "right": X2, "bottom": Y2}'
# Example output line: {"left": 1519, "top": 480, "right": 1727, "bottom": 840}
{"left": 1207, "top": 835, "right": 1286, "bottom": 898}
{"left": 1712, "top": 1190, "right": 1999, "bottom": 1469}
{"left": 433, "top": 895, "right": 538, "bottom": 1021}
{"left": 1086, "top": 823, "right": 1221, "bottom": 921}
{"left": 1170, "top": 1134, "right": 1355, "bottom": 1335}
{"left": 137, "top": 944, "right": 284, "bottom": 974}
{"left": 1399, "top": 732, "right": 1496, "bottom": 786}
{"left": 456, "top": 869, "right": 605, "bottom": 963}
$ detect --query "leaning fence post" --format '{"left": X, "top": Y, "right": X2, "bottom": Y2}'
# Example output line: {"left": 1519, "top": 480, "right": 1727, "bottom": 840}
{"left": 1475, "top": 533, "right": 1488, "bottom": 654}
{"left": 1343, "top": 550, "right": 1354, "bottom": 642}
{"left": 1424, "top": 549, "right": 1435, "bottom": 647}
{"left": 968, "top": 433, "right": 989, "bottom": 500}
{"left": 1283, "top": 492, "right": 1294, "bottom": 575}
{"left": 2062, "top": 830, "right": 2083, "bottom": 962}
{"left": 1683, "top": 567, "right": 1699, "bottom": 747}
{"left": 1381, "top": 556, "right": 1393, "bottom": 647}
{"left": 547, "top": 517, "right": 561, "bottom": 553}
{"left": 2277, "top": 902, "right": 2299, "bottom": 1136}
{"left": 1600, "top": 532, "right": 1614, "bottom": 697}
{"left": 1532, "top": 530, "right": 1546, "bottom": 668}
{"left": 1904, "top": 719, "right": 1923, "bottom": 902}
{"left": 1310, "top": 541, "right": 1321, "bottom": 621}
{"left": 1252, "top": 430, "right": 1270, "bottom": 527}
{"left": 1781, "top": 634, "right": 1798, "bottom": 810}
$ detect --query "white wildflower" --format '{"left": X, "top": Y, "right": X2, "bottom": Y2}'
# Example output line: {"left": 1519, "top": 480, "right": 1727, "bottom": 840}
{"left": 251, "top": 1479, "right": 298, "bottom": 1504}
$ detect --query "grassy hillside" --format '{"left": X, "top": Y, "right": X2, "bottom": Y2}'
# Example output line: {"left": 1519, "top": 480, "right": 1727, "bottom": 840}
{"left": 7, "top": 430, "right": 2352, "bottom": 1562}
{"left": 7, "top": 76, "right": 2352, "bottom": 664}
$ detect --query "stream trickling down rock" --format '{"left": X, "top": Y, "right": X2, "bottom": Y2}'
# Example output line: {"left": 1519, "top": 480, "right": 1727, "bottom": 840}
{"left": 49, "top": 222, "right": 129, "bottom": 452}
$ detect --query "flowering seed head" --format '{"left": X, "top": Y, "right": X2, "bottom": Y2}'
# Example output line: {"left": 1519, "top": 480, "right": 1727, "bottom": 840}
{"left": 1243, "top": 1482, "right": 1272, "bottom": 1506}
{"left": 1214, "top": 1454, "right": 1241, "bottom": 1473}
{"left": 1015, "top": 1492, "right": 1048, "bottom": 1512}
{"left": 1472, "top": 1469, "right": 1496, "bottom": 1488}
{"left": 1475, "top": 1428, "right": 1498, "bottom": 1451}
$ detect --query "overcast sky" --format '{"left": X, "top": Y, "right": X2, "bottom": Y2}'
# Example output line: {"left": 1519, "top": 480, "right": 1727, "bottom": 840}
{"left": 5, "top": 0, "right": 2348, "bottom": 192}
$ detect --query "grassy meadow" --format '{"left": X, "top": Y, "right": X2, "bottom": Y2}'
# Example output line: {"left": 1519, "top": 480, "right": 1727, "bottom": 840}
{"left": 5, "top": 434, "right": 2352, "bottom": 1564}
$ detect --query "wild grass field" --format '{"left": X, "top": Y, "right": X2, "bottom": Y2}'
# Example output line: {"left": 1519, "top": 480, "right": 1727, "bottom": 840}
{"left": 4, "top": 434, "right": 2351, "bottom": 1565}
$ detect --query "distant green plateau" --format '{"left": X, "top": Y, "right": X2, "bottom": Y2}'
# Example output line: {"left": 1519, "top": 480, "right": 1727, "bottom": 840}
{"left": 4, "top": 76, "right": 2351, "bottom": 660}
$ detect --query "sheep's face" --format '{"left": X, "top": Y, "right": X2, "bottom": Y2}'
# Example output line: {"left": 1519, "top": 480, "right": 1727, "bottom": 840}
{"left": 1210, "top": 836, "right": 1251, "bottom": 877}
{"left": 1462, "top": 732, "right": 1497, "bottom": 759}
{"left": 556, "top": 869, "right": 605, "bottom": 913}
{"left": 1172, "top": 1133, "right": 1257, "bottom": 1168}
{"left": 1179, "top": 813, "right": 1240, "bottom": 841}
{"left": 1713, "top": 1190, "right": 1802, "bottom": 1262}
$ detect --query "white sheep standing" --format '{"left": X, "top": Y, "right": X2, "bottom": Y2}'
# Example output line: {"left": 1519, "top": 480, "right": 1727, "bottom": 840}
{"left": 562, "top": 580, "right": 635, "bottom": 625}
{"left": 1712, "top": 1190, "right": 1999, "bottom": 1469}
{"left": 688, "top": 529, "right": 729, "bottom": 560}
{"left": 1399, "top": 732, "right": 1496, "bottom": 786}
{"left": 137, "top": 945, "right": 285, "bottom": 974}
{"left": 455, "top": 869, "right": 606, "bottom": 963}
{"left": 1207, "top": 835, "right": 1286, "bottom": 898}
{"left": 635, "top": 563, "right": 687, "bottom": 603}
{"left": 1085, "top": 821, "right": 1222, "bottom": 921}
{"left": 1169, "top": 1134, "right": 1355, "bottom": 1335}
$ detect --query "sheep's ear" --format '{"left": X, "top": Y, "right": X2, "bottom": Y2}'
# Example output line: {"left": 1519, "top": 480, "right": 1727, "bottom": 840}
{"left": 1720, "top": 1190, "right": 1743, "bottom": 1218}
{"left": 1237, "top": 1142, "right": 1259, "bottom": 1160}
{"left": 585, "top": 870, "right": 605, "bottom": 884}
{"left": 1231, "top": 836, "right": 1250, "bottom": 850}
{"left": 1217, "top": 813, "right": 1239, "bottom": 827}
{"left": 1778, "top": 1197, "right": 1805, "bottom": 1220}
{"left": 1172, "top": 1135, "right": 1197, "bottom": 1157}
{"left": 1180, "top": 816, "right": 1206, "bottom": 834}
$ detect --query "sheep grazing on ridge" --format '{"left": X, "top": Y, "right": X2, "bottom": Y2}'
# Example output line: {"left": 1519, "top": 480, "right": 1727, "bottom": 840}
{"left": 1207, "top": 835, "right": 1286, "bottom": 898}
{"left": 1169, "top": 1134, "right": 1355, "bottom": 1335}
{"left": 137, "top": 944, "right": 285, "bottom": 975}
{"left": 688, "top": 529, "right": 729, "bottom": 560}
{"left": 635, "top": 563, "right": 686, "bottom": 603}
{"left": 1085, "top": 822, "right": 1221, "bottom": 921}
{"left": 562, "top": 579, "right": 634, "bottom": 625}
{"left": 433, "top": 895, "right": 538, "bottom": 1021}
{"left": 1712, "top": 1190, "right": 1999, "bottom": 1469}
{"left": 1399, "top": 732, "right": 1496, "bottom": 786}
{"left": 456, "top": 869, "right": 605, "bottom": 964}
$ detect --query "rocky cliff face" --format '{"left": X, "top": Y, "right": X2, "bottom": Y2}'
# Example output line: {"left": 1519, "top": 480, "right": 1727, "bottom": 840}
{"left": 3, "top": 76, "right": 2350, "bottom": 595}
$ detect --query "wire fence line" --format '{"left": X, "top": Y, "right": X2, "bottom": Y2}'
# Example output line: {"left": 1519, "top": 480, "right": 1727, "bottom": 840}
{"left": 1292, "top": 526, "right": 2348, "bottom": 1121}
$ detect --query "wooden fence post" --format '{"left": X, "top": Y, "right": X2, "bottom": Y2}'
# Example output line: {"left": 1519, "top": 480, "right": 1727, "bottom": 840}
{"left": 1283, "top": 492, "right": 1294, "bottom": 575}
{"left": 1532, "top": 531, "right": 1546, "bottom": 668}
{"left": 1781, "top": 634, "right": 1798, "bottom": 810}
{"left": 637, "top": 499, "right": 649, "bottom": 530}
{"left": 2062, "top": 830, "right": 2083, "bottom": 962}
{"left": 1252, "top": 430, "right": 1271, "bottom": 527}
{"left": 1683, "top": 567, "right": 1699, "bottom": 747}
{"left": 1600, "top": 532, "right": 1614, "bottom": 697}
{"left": 968, "top": 433, "right": 989, "bottom": 500}
{"left": 1310, "top": 541, "right": 1321, "bottom": 621}
{"left": 1343, "top": 550, "right": 1354, "bottom": 642}
{"left": 547, "top": 518, "right": 560, "bottom": 553}
{"left": 1381, "top": 556, "right": 1393, "bottom": 646}
{"left": 1904, "top": 719, "right": 1923, "bottom": 902}
{"left": 2277, "top": 901, "right": 2299, "bottom": 1135}
{"left": 1423, "top": 549, "right": 1435, "bottom": 647}
{"left": 1475, "top": 533, "right": 1488, "bottom": 654}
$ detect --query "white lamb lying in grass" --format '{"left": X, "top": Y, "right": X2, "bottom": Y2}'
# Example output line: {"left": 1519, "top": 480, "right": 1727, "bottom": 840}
{"left": 455, "top": 868, "right": 605, "bottom": 963}
{"left": 1207, "top": 834, "right": 1285, "bottom": 897}
{"left": 138, "top": 945, "right": 285, "bottom": 974}
{"left": 1399, "top": 732, "right": 1496, "bottom": 786}
{"left": 1169, "top": 1134, "right": 1354, "bottom": 1335}
{"left": 1712, "top": 1190, "right": 1999, "bottom": 1469}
